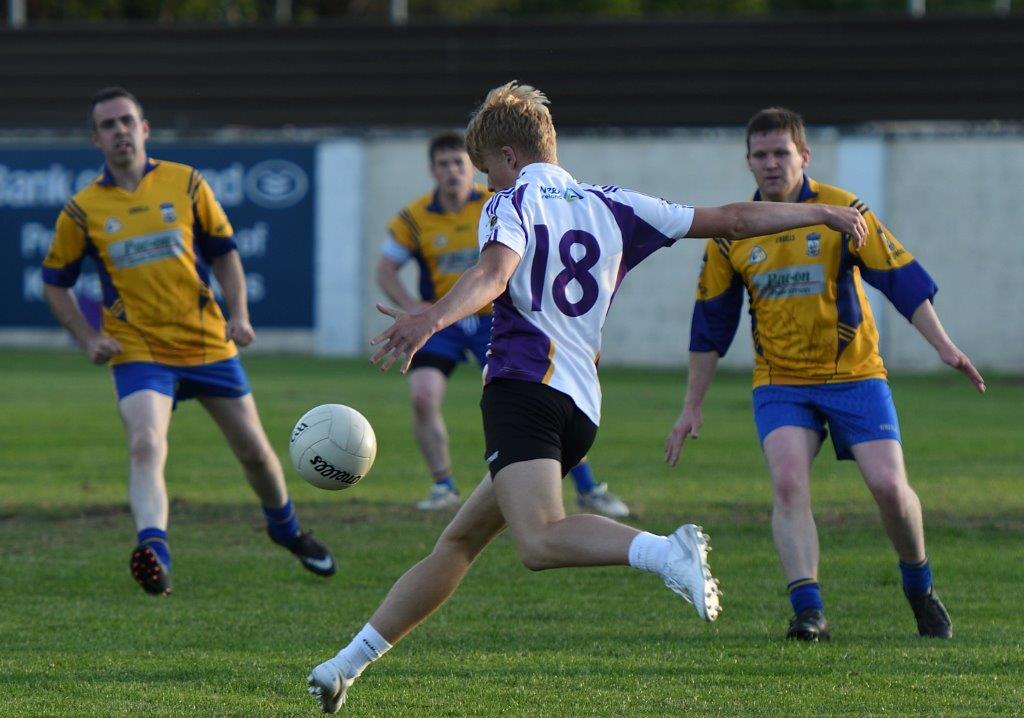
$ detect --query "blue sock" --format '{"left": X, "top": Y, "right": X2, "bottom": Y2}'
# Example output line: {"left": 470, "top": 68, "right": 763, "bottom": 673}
{"left": 137, "top": 527, "right": 171, "bottom": 569}
{"left": 434, "top": 476, "right": 456, "bottom": 491}
{"left": 569, "top": 462, "right": 597, "bottom": 494}
{"left": 900, "top": 558, "right": 933, "bottom": 598}
{"left": 264, "top": 500, "right": 301, "bottom": 548}
{"left": 788, "top": 578, "right": 824, "bottom": 614}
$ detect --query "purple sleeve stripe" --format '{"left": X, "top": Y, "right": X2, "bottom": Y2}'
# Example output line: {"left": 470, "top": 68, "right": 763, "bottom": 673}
{"left": 511, "top": 184, "right": 528, "bottom": 233}
{"left": 858, "top": 260, "right": 938, "bottom": 321}
{"left": 588, "top": 191, "right": 676, "bottom": 270}
{"left": 689, "top": 278, "right": 744, "bottom": 356}
{"left": 42, "top": 262, "right": 82, "bottom": 287}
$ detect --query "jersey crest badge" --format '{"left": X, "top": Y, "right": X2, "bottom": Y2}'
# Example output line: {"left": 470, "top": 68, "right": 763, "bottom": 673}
{"left": 434, "top": 234, "right": 448, "bottom": 248}
{"left": 749, "top": 246, "right": 767, "bottom": 264}
{"left": 104, "top": 216, "right": 122, "bottom": 234}
{"left": 160, "top": 202, "right": 177, "bottom": 223}
{"left": 805, "top": 232, "right": 821, "bottom": 257}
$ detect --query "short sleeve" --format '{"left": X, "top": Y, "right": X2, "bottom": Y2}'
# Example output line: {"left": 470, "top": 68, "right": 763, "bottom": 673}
{"left": 386, "top": 208, "right": 420, "bottom": 255}
{"left": 852, "top": 210, "right": 937, "bottom": 321}
{"left": 480, "top": 190, "right": 528, "bottom": 257}
{"left": 689, "top": 238, "right": 744, "bottom": 356}
{"left": 192, "top": 173, "right": 237, "bottom": 261}
{"left": 597, "top": 187, "right": 695, "bottom": 270}
{"left": 41, "top": 204, "right": 88, "bottom": 287}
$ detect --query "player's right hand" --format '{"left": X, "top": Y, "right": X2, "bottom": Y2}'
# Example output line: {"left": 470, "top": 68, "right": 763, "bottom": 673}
{"left": 84, "top": 333, "right": 123, "bottom": 365}
{"left": 822, "top": 206, "right": 868, "bottom": 249}
{"left": 664, "top": 405, "right": 702, "bottom": 467}
{"left": 370, "top": 303, "right": 436, "bottom": 374}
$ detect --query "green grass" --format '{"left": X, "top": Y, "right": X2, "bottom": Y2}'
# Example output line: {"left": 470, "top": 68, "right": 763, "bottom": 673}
{"left": 1, "top": 351, "right": 1021, "bottom": 716}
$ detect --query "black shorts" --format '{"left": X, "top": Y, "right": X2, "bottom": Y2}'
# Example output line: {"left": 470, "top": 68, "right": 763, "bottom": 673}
{"left": 409, "top": 352, "right": 458, "bottom": 378}
{"left": 480, "top": 378, "right": 597, "bottom": 479}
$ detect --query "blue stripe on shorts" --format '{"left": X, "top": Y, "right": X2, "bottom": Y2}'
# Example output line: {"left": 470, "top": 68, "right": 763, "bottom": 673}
{"left": 112, "top": 357, "right": 251, "bottom": 403}
{"left": 752, "top": 379, "right": 901, "bottom": 460}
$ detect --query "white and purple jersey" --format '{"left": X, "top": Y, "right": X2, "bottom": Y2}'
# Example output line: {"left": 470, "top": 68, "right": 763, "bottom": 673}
{"left": 480, "top": 163, "right": 695, "bottom": 425}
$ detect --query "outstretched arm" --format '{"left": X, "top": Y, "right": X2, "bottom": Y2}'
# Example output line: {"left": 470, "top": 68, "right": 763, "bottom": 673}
{"left": 665, "top": 351, "right": 720, "bottom": 466}
{"left": 688, "top": 202, "right": 867, "bottom": 246}
{"left": 371, "top": 242, "right": 520, "bottom": 373}
{"left": 42, "top": 284, "right": 122, "bottom": 364}
{"left": 910, "top": 300, "right": 985, "bottom": 393}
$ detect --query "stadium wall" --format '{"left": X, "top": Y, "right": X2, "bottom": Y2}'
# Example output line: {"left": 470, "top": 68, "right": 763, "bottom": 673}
{"left": 3, "top": 129, "right": 1022, "bottom": 373}
{"left": 358, "top": 129, "right": 1024, "bottom": 373}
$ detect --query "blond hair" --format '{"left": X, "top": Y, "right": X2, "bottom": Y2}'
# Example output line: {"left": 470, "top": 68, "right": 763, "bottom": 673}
{"left": 465, "top": 81, "right": 557, "bottom": 168}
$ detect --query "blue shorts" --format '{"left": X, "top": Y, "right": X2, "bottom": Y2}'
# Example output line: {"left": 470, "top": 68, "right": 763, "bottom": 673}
{"left": 752, "top": 379, "right": 901, "bottom": 461}
{"left": 413, "top": 314, "right": 491, "bottom": 374}
{"left": 112, "top": 357, "right": 251, "bottom": 403}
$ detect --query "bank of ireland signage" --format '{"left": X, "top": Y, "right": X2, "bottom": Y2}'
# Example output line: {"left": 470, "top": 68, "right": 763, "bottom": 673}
{"left": 1, "top": 144, "right": 315, "bottom": 329}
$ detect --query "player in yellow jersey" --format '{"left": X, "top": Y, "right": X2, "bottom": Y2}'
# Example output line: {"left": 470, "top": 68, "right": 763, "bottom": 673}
{"left": 41, "top": 87, "right": 335, "bottom": 596}
{"left": 665, "top": 107, "right": 985, "bottom": 641}
{"left": 377, "top": 131, "right": 629, "bottom": 516}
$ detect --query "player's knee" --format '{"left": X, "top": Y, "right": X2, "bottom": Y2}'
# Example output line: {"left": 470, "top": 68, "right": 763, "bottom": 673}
{"left": 410, "top": 390, "right": 440, "bottom": 420}
{"left": 773, "top": 471, "right": 810, "bottom": 508}
{"left": 236, "top": 440, "right": 277, "bottom": 472}
{"left": 128, "top": 429, "right": 166, "bottom": 463}
{"left": 515, "top": 535, "right": 556, "bottom": 572}
{"left": 866, "top": 470, "right": 909, "bottom": 507}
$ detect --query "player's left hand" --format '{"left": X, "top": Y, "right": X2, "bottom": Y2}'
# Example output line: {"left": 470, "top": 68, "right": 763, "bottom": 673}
{"left": 939, "top": 343, "right": 986, "bottom": 393}
{"left": 370, "top": 303, "right": 437, "bottom": 373}
{"left": 227, "top": 318, "right": 256, "bottom": 347}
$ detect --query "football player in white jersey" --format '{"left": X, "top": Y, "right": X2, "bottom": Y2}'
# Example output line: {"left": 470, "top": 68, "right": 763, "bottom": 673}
{"left": 307, "top": 82, "right": 868, "bottom": 713}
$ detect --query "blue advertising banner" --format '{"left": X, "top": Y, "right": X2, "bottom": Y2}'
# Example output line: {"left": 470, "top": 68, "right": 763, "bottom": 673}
{"left": 2, "top": 144, "right": 314, "bottom": 329}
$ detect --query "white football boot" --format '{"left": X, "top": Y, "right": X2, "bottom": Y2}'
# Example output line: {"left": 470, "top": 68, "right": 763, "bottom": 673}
{"left": 415, "top": 483, "right": 461, "bottom": 511}
{"left": 307, "top": 658, "right": 354, "bottom": 714}
{"left": 661, "top": 524, "right": 721, "bottom": 622}
{"left": 576, "top": 483, "right": 630, "bottom": 518}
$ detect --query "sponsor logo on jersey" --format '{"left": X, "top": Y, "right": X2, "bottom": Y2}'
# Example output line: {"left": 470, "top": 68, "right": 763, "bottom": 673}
{"left": 750, "top": 264, "right": 826, "bottom": 299}
{"left": 309, "top": 455, "right": 362, "bottom": 484}
{"left": 776, "top": 233, "right": 795, "bottom": 244}
{"left": 749, "top": 246, "right": 767, "bottom": 264}
{"left": 539, "top": 186, "right": 562, "bottom": 199}
{"left": 436, "top": 248, "right": 479, "bottom": 274}
{"left": 805, "top": 232, "right": 821, "bottom": 257}
{"left": 104, "top": 216, "right": 122, "bottom": 234}
{"left": 488, "top": 214, "right": 498, "bottom": 228}
{"left": 107, "top": 230, "right": 185, "bottom": 269}
{"left": 160, "top": 202, "right": 176, "bottom": 223}
{"left": 563, "top": 188, "right": 584, "bottom": 202}
{"left": 128, "top": 205, "right": 149, "bottom": 215}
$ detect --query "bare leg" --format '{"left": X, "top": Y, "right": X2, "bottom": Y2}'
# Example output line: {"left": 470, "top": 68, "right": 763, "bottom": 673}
{"left": 369, "top": 474, "right": 506, "bottom": 643}
{"left": 851, "top": 439, "right": 926, "bottom": 563}
{"left": 407, "top": 367, "right": 452, "bottom": 481}
{"left": 492, "top": 458, "right": 639, "bottom": 570}
{"left": 762, "top": 427, "right": 821, "bottom": 583}
{"left": 199, "top": 394, "right": 287, "bottom": 508}
{"left": 119, "top": 390, "right": 174, "bottom": 531}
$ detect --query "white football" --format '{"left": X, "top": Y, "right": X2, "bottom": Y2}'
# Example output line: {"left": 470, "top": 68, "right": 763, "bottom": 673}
{"left": 289, "top": 404, "right": 377, "bottom": 490}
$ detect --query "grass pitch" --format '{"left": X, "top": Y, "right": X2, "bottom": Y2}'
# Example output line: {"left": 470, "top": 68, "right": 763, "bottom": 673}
{"left": 1, "top": 351, "right": 1021, "bottom": 717}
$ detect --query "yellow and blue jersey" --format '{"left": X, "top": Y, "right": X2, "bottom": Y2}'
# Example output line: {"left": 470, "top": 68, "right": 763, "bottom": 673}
{"left": 384, "top": 185, "right": 492, "bottom": 316}
{"left": 690, "top": 176, "right": 937, "bottom": 387}
{"left": 43, "top": 158, "right": 238, "bottom": 366}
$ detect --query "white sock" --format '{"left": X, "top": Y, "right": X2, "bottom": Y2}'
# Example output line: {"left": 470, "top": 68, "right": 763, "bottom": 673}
{"left": 334, "top": 623, "right": 393, "bottom": 679}
{"left": 628, "top": 531, "right": 671, "bottom": 575}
